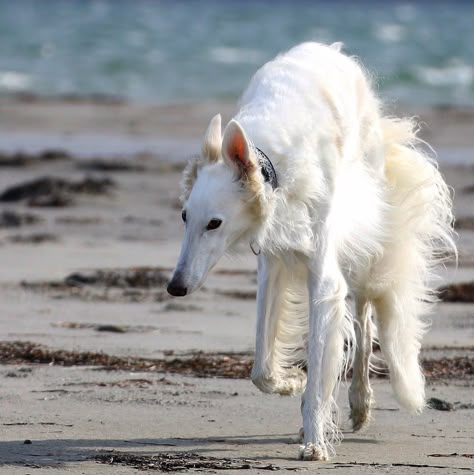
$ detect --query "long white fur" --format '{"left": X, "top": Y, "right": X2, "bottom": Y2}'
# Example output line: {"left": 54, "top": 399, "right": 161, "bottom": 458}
{"left": 170, "top": 42, "right": 456, "bottom": 461}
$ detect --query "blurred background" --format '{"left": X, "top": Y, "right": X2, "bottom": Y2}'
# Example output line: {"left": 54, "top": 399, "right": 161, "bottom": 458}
{"left": 1, "top": 0, "right": 473, "bottom": 106}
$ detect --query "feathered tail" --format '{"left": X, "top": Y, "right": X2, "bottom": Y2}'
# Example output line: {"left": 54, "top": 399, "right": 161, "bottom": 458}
{"left": 370, "top": 117, "right": 456, "bottom": 411}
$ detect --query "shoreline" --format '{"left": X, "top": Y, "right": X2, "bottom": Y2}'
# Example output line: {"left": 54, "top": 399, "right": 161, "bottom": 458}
{"left": 1, "top": 97, "right": 474, "bottom": 165}
{"left": 1, "top": 132, "right": 474, "bottom": 166}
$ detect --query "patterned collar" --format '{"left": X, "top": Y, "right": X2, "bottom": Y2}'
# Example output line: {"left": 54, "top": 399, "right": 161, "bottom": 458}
{"left": 255, "top": 147, "right": 278, "bottom": 190}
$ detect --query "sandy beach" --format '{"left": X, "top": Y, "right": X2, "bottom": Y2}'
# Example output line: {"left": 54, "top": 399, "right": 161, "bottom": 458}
{"left": 0, "top": 97, "right": 473, "bottom": 474}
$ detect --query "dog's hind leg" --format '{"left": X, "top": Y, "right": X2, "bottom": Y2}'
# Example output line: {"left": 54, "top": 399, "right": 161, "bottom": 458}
{"left": 349, "top": 297, "right": 374, "bottom": 431}
{"left": 251, "top": 254, "right": 307, "bottom": 396}
{"left": 300, "top": 250, "right": 351, "bottom": 461}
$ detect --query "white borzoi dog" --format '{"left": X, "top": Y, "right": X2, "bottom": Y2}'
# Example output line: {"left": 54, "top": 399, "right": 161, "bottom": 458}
{"left": 167, "top": 42, "right": 455, "bottom": 461}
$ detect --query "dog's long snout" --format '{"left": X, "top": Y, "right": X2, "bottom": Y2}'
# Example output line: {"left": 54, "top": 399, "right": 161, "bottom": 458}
{"left": 167, "top": 276, "right": 188, "bottom": 297}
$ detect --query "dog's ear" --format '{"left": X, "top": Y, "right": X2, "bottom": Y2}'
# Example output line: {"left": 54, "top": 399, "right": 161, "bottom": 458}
{"left": 180, "top": 155, "right": 203, "bottom": 204}
{"left": 202, "top": 114, "right": 222, "bottom": 163}
{"left": 181, "top": 114, "right": 222, "bottom": 203}
{"left": 222, "top": 120, "right": 256, "bottom": 177}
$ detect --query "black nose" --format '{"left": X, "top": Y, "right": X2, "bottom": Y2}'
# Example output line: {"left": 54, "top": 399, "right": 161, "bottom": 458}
{"left": 167, "top": 280, "right": 187, "bottom": 297}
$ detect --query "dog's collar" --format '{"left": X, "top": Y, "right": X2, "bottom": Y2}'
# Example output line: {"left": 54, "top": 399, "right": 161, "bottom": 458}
{"left": 255, "top": 147, "right": 278, "bottom": 190}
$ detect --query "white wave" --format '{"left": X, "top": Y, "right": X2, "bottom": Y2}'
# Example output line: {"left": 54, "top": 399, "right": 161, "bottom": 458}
{"left": 415, "top": 62, "right": 473, "bottom": 88}
{"left": 209, "top": 47, "right": 264, "bottom": 64}
{"left": 374, "top": 23, "right": 404, "bottom": 43}
{"left": 0, "top": 71, "right": 31, "bottom": 91}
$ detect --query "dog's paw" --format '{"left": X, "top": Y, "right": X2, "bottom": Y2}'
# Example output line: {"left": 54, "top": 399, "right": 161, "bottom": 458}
{"left": 350, "top": 405, "right": 372, "bottom": 432}
{"left": 349, "top": 388, "right": 373, "bottom": 432}
{"left": 298, "top": 442, "right": 328, "bottom": 461}
{"left": 251, "top": 367, "right": 306, "bottom": 396}
{"left": 281, "top": 367, "right": 307, "bottom": 396}
{"left": 251, "top": 370, "right": 277, "bottom": 394}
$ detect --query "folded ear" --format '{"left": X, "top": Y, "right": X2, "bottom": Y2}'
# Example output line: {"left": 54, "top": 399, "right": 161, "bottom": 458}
{"left": 202, "top": 114, "right": 222, "bottom": 163}
{"left": 180, "top": 155, "right": 203, "bottom": 204}
{"left": 222, "top": 120, "right": 256, "bottom": 177}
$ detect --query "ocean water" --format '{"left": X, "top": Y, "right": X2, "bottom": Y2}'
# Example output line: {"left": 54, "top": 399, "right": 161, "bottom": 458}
{"left": 0, "top": 0, "right": 473, "bottom": 106}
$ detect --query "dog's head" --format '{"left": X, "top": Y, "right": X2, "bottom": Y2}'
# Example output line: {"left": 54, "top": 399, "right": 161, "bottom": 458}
{"left": 167, "top": 114, "right": 268, "bottom": 296}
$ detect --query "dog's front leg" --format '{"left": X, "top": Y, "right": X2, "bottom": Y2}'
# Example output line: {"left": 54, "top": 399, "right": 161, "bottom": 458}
{"left": 300, "top": 251, "right": 348, "bottom": 461}
{"left": 251, "top": 254, "right": 306, "bottom": 396}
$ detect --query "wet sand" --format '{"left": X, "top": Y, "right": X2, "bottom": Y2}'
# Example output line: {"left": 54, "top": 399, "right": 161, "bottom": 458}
{"left": 0, "top": 98, "right": 473, "bottom": 474}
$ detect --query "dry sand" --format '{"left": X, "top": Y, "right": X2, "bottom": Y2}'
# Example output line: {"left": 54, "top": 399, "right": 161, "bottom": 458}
{"left": 0, "top": 98, "right": 473, "bottom": 474}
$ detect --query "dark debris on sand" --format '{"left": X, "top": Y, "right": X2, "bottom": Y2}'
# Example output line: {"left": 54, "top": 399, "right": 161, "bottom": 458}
{"left": 64, "top": 268, "right": 168, "bottom": 288}
{"left": 28, "top": 192, "right": 74, "bottom": 207}
{"left": 52, "top": 321, "right": 158, "bottom": 334}
{"left": 423, "top": 356, "right": 474, "bottom": 380}
{"left": 0, "top": 176, "right": 115, "bottom": 206}
{"left": 56, "top": 215, "right": 102, "bottom": 225}
{"left": 95, "top": 450, "right": 284, "bottom": 472}
{"left": 7, "top": 233, "right": 58, "bottom": 244}
{"left": 123, "top": 215, "right": 162, "bottom": 226}
{"left": 427, "top": 397, "right": 454, "bottom": 411}
{"left": 77, "top": 159, "right": 146, "bottom": 173}
{"left": 0, "top": 341, "right": 472, "bottom": 382}
{"left": 438, "top": 281, "right": 474, "bottom": 303}
{"left": 69, "top": 378, "right": 164, "bottom": 389}
{"left": 0, "top": 341, "right": 253, "bottom": 378}
{"left": 0, "top": 149, "right": 71, "bottom": 167}
{"left": 22, "top": 267, "right": 170, "bottom": 302}
{"left": 0, "top": 210, "right": 42, "bottom": 228}
{"left": 216, "top": 289, "right": 257, "bottom": 300}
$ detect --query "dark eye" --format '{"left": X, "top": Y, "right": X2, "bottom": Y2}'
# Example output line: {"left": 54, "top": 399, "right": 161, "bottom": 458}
{"left": 181, "top": 210, "right": 187, "bottom": 222}
{"left": 206, "top": 218, "right": 222, "bottom": 230}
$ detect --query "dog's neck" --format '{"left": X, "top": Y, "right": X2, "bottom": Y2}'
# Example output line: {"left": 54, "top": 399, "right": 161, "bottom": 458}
{"left": 255, "top": 147, "right": 278, "bottom": 190}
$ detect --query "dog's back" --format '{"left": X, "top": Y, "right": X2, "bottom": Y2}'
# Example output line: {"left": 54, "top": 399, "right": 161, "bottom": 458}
{"left": 235, "top": 42, "right": 384, "bottom": 189}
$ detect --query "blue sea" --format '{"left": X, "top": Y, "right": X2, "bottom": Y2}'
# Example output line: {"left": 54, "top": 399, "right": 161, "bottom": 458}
{"left": 0, "top": 0, "right": 473, "bottom": 106}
